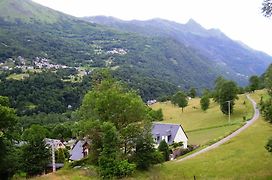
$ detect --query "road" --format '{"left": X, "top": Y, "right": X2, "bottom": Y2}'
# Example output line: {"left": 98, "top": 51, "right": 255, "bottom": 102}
{"left": 176, "top": 94, "right": 259, "bottom": 163}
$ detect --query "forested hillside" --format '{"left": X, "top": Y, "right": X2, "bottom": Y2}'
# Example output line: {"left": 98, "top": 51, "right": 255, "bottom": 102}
{"left": 0, "top": 0, "right": 251, "bottom": 100}
{"left": 85, "top": 16, "right": 272, "bottom": 85}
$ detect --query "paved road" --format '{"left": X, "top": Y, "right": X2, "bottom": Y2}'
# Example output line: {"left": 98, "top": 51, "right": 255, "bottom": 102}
{"left": 176, "top": 94, "right": 259, "bottom": 162}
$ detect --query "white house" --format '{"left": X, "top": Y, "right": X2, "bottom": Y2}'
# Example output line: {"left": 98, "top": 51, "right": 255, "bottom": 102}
{"left": 69, "top": 140, "right": 90, "bottom": 161}
{"left": 151, "top": 123, "right": 188, "bottom": 148}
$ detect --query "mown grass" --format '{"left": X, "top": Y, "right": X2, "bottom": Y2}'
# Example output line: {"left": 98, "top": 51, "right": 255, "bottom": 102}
{"left": 151, "top": 94, "right": 253, "bottom": 145}
{"left": 132, "top": 91, "right": 272, "bottom": 179}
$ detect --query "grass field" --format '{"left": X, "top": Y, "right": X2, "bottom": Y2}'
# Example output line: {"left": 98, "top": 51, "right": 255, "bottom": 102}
{"left": 7, "top": 73, "right": 29, "bottom": 80}
{"left": 151, "top": 94, "right": 253, "bottom": 145}
{"left": 132, "top": 90, "right": 272, "bottom": 179}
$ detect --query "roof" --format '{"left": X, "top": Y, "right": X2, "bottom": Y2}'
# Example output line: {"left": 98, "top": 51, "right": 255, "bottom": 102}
{"left": 44, "top": 138, "right": 63, "bottom": 147}
{"left": 151, "top": 122, "right": 187, "bottom": 145}
{"left": 69, "top": 140, "right": 88, "bottom": 161}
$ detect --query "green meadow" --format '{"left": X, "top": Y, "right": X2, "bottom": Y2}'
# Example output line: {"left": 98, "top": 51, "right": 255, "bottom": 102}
{"left": 133, "top": 90, "right": 272, "bottom": 179}
{"left": 151, "top": 94, "right": 253, "bottom": 145}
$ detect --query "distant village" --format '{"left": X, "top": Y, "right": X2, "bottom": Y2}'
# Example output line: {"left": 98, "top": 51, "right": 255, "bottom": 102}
{"left": 0, "top": 56, "right": 89, "bottom": 76}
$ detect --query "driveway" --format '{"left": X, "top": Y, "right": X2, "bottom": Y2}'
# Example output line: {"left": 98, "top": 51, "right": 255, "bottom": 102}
{"left": 176, "top": 94, "right": 259, "bottom": 162}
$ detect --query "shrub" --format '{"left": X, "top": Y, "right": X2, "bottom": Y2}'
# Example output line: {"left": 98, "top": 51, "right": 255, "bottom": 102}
{"left": 115, "top": 160, "right": 136, "bottom": 178}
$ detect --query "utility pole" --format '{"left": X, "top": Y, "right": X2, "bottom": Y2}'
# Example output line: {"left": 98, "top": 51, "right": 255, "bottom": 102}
{"left": 51, "top": 140, "right": 56, "bottom": 172}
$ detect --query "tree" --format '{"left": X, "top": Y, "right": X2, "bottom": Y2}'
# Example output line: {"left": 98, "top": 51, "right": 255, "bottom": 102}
{"left": 21, "top": 125, "right": 50, "bottom": 177}
{"left": 98, "top": 122, "right": 120, "bottom": 178}
{"left": 0, "top": 96, "right": 18, "bottom": 179}
{"left": 200, "top": 96, "right": 210, "bottom": 111}
{"left": 219, "top": 81, "right": 239, "bottom": 115}
{"left": 21, "top": 140, "right": 50, "bottom": 177}
{"left": 262, "top": 0, "right": 272, "bottom": 17}
{"left": 171, "top": 91, "right": 188, "bottom": 112}
{"left": 79, "top": 79, "right": 148, "bottom": 130}
{"left": 249, "top": 75, "right": 260, "bottom": 92}
{"left": 213, "top": 78, "right": 238, "bottom": 115}
{"left": 52, "top": 124, "right": 72, "bottom": 140}
{"left": 213, "top": 76, "right": 227, "bottom": 103}
{"left": 158, "top": 140, "right": 170, "bottom": 161}
{"left": 260, "top": 98, "right": 272, "bottom": 123}
{"left": 98, "top": 122, "right": 135, "bottom": 178}
{"left": 265, "top": 138, "right": 272, "bottom": 153}
{"left": 148, "top": 108, "right": 163, "bottom": 121}
{"left": 132, "top": 124, "right": 162, "bottom": 170}
{"left": 264, "top": 64, "right": 272, "bottom": 96}
{"left": 189, "top": 88, "right": 197, "bottom": 98}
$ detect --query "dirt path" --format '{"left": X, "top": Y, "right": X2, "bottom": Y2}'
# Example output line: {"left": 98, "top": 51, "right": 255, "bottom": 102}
{"left": 176, "top": 94, "right": 259, "bottom": 162}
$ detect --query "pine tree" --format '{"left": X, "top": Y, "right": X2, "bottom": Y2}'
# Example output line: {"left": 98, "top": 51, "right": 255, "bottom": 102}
{"left": 158, "top": 140, "right": 170, "bottom": 161}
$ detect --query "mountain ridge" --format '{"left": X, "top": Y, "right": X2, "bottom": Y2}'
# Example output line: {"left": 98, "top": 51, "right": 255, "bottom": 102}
{"left": 83, "top": 16, "right": 272, "bottom": 79}
{"left": 0, "top": 0, "right": 271, "bottom": 100}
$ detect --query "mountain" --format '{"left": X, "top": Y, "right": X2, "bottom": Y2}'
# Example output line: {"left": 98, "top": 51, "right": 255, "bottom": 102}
{"left": 0, "top": 0, "right": 270, "bottom": 101}
{"left": 84, "top": 16, "right": 272, "bottom": 81}
{"left": 0, "top": 0, "right": 75, "bottom": 23}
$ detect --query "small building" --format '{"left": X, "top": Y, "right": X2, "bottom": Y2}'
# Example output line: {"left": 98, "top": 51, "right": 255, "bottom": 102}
{"left": 152, "top": 123, "right": 188, "bottom": 149}
{"left": 69, "top": 140, "right": 90, "bottom": 161}
{"left": 44, "top": 138, "right": 66, "bottom": 149}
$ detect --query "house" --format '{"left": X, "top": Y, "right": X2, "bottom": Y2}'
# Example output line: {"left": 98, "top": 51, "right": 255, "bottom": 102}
{"left": 69, "top": 140, "right": 90, "bottom": 161}
{"left": 151, "top": 123, "right": 188, "bottom": 149}
{"left": 44, "top": 138, "right": 66, "bottom": 149}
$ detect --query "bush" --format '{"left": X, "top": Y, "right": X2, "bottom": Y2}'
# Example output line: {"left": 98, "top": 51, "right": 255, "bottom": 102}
{"left": 115, "top": 160, "right": 136, "bottom": 178}
{"left": 158, "top": 140, "right": 170, "bottom": 161}
{"left": 265, "top": 138, "right": 272, "bottom": 153}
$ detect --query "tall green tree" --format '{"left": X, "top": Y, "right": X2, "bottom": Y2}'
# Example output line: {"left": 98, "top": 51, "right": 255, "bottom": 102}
{"left": 264, "top": 64, "right": 272, "bottom": 96}
{"left": 249, "top": 75, "right": 260, "bottom": 92}
{"left": 213, "top": 76, "right": 227, "bottom": 103}
{"left": 219, "top": 81, "right": 239, "bottom": 115}
{"left": 21, "top": 125, "right": 50, "bottom": 177}
{"left": 132, "top": 124, "right": 162, "bottom": 170}
{"left": 98, "top": 122, "right": 120, "bottom": 178}
{"left": 0, "top": 96, "right": 18, "bottom": 179}
{"left": 189, "top": 88, "right": 197, "bottom": 98}
{"left": 171, "top": 91, "right": 188, "bottom": 112}
{"left": 98, "top": 122, "right": 135, "bottom": 178}
{"left": 79, "top": 79, "right": 148, "bottom": 130}
{"left": 213, "top": 77, "right": 238, "bottom": 115}
{"left": 200, "top": 96, "right": 210, "bottom": 111}
{"left": 158, "top": 140, "right": 170, "bottom": 161}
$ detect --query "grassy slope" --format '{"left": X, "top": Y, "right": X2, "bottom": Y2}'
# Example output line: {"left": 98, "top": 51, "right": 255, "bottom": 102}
{"left": 134, "top": 90, "right": 272, "bottom": 179}
{"left": 32, "top": 91, "right": 271, "bottom": 179}
{"left": 151, "top": 94, "right": 253, "bottom": 145}
{"left": 0, "top": 0, "right": 66, "bottom": 23}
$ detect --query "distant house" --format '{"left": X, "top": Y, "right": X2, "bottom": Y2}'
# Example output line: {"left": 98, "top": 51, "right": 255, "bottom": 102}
{"left": 147, "top": 99, "right": 157, "bottom": 106}
{"left": 151, "top": 123, "right": 188, "bottom": 149}
{"left": 44, "top": 138, "right": 66, "bottom": 149}
{"left": 69, "top": 140, "right": 90, "bottom": 161}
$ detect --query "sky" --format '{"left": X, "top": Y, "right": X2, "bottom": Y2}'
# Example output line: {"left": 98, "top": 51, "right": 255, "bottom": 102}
{"left": 32, "top": 0, "right": 272, "bottom": 56}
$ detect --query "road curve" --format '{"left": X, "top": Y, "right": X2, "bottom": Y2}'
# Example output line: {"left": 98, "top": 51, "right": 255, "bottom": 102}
{"left": 176, "top": 94, "right": 259, "bottom": 163}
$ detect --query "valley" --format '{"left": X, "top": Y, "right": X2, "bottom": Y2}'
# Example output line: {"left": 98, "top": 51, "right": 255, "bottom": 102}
{"left": 0, "top": 0, "right": 271, "bottom": 179}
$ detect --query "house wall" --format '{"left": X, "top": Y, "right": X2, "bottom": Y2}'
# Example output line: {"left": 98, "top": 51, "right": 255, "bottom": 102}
{"left": 173, "top": 127, "right": 188, "bottom": 148}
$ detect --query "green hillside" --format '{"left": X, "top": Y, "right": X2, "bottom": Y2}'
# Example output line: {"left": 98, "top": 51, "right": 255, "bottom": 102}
{"left": 135, "top": 91, "right": 272, "bottom": 179}
{"left": 85, "top": 16, "right": 272, "bottom": 85}
{"left": 0, "top": 0, "right": 247, "bottom": 101}
{"left": 151, "top": 94, "right": 253, "bottom": 145}
{"left": 0, "top": 0, "right": 71, "bottom": 23}
{"left": 31, "top": 91, "right": 272, "bottom": 179}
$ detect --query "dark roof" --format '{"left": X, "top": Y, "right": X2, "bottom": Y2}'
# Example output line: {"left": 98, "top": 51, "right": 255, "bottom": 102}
{"left": 151, "top": 123, "right": 187, "bottom": 145}
{"left": 47, "top": 163, "right": 64, "bottom": 169}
